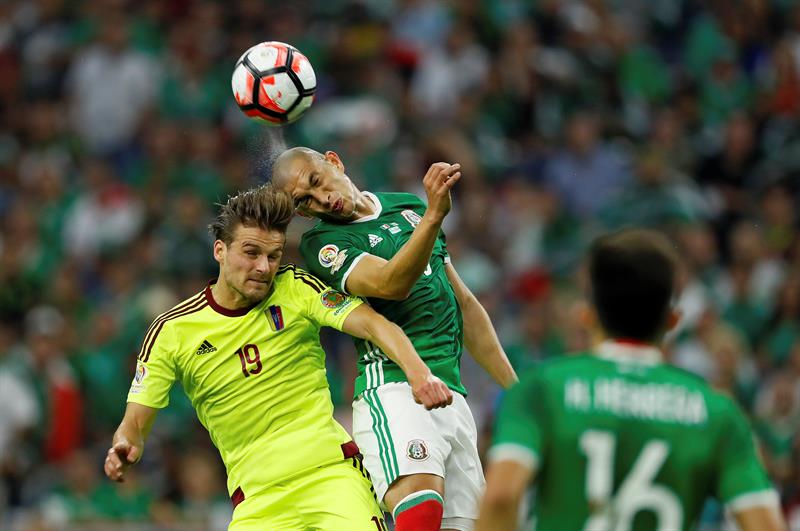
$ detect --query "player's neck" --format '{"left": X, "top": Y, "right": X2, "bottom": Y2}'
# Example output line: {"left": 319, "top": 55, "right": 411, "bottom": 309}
{"left": 609, "top": 337, "right": 654, "bottom": 347}
{"left": 597, "top": 339, "right": 664, "bottom": 365}
{"left": 350, "top": 186, "right": 377, "bottom": 220}
{"left": 211, "top": 279, "right": 252, "bottom": 310}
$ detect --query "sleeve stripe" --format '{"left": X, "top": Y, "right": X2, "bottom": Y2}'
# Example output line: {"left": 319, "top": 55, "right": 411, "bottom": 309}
{"left": 298, "top": 276, "right": 323, "bottom": 293}
{"left": 487, "top": 443, "right": 540, "bottom": 471}
{"left": 137, "top": 291, "right": 205, "bottom": 361}
{"left": 443, "top": 256, "right": 451, "bottom": 264}
{"left": 295, "top": 271, "right": 327, "bottom": 291}
{"left": 725, "top": 489, "right": 780, "bottom": 513}
{"left": 279, "top": 264, "right": 328, "bottom": 292}
{"left": 340, "top": 253, "right": 368, "bottom": 294}
{"left": 139, "top": 291, "right": 204, "bottom": 351}
{"left": 139, "top": 300, "right": 207, "bottom": 362}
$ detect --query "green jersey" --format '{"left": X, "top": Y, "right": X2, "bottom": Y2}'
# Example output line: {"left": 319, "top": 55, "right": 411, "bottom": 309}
{"left": 491, "top": 341, "right": 777, "bottom": 531}
{"left": 299, "top": 191, "right": 465, "bottom": 397}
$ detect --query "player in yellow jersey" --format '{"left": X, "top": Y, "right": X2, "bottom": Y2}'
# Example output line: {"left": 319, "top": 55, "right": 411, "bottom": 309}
{"left": 103, "top": 184, "right": 453, "bottom": 531}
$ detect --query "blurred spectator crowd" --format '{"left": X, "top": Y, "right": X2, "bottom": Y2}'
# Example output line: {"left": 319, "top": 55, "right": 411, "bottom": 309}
{"left": 1, "top": 0, "right": 799, "bottom": 529}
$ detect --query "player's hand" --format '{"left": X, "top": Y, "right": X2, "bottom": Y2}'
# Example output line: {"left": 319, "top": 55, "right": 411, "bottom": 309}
{"left": 104, "top": 440, "right": 141, "bottom": 482}
{"left": 410, "top": 373, "right": 454, "bottom": 410}
{"left": 422, "top": 162, "right": 461, "bottom": 223}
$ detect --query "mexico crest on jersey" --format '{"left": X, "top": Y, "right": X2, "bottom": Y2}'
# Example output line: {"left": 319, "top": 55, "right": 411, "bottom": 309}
{"left": 406, "top": 439, "right": 429, "bottom": 461}
{"left": 401, "top": 209, "right": 422, "bottom": 228}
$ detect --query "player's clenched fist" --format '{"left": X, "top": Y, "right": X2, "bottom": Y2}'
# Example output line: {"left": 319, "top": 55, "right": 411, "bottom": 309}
{"left": 104, "top": 441, "right": 141, "bottom": 482}
{"left": 410, "top": 372, "right": 454, "bottom": 410}
{"left": 422, "top": 162, "right": 461, "bottom": 222}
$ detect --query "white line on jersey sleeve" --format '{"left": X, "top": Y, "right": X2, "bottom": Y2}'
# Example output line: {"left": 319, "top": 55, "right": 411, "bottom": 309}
{"left": 487, "top": 443, "right": 540, "bottom": 472}
{"left": 726, "top": 489, "right": 780, "bottom": 513}
{"left": 340, "top": 252, "right": 369, "bottom": 294}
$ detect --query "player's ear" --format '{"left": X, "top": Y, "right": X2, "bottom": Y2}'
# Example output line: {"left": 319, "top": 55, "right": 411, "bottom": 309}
{"left": 576, "top": 300, "right": 596, "bottom": 331}
{"left": 213, "top": 240, "right": 226, "bottom": 264}
{"left": 574, "top": 301, "right": 607, "bottom": 347}
{"left": 324, "top": 151, "right": 344, "bottom": 171}
{"left": 665, "top": 309, "right": 681, "bottom": 332}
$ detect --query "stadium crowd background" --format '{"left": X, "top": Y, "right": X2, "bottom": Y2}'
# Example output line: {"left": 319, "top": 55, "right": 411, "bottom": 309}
{"left": 1, "top": 0, "right": 799, "bottom": 529}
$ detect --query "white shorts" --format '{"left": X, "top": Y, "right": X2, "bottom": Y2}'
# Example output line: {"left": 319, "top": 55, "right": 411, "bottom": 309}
{"left": 352, "top": 382, "right": 485, "bottom": 530}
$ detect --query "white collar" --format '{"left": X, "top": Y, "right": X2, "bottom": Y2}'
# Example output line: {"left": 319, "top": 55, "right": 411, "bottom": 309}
{"left": 596, "top": 340, "right": 663, "bottom": 366}
{"left": 350, "top": 191, "right": 382, "bottom": 224}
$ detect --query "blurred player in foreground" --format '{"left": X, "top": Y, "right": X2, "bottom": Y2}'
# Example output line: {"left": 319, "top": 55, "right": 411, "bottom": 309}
{"left": 273, "top": 148, "right": 517, "bottom": 531}
{"left": 476, "top": 229, "right": 785, "bottom": 531}
{"left": 104, "top": 184, "right": 452, "bottom": 531}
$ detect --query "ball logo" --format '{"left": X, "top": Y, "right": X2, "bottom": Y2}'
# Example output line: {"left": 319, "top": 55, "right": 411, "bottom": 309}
{"left": 318, "top": 244, "right": 340, "bottom": 268}
{"left": 406, "top": 439, "right": 429, "bottom": 461}
{"left": 401, "top": 210, "right": 422, "bottom": 228}
{"left": 231, "top": 41, "right": 316, "bottom": 125}
{"left": 134, "top": 364, "right": 147, "bottom": 384}
{"left": 321, "top": 290, "right": 346, "bottom": 309}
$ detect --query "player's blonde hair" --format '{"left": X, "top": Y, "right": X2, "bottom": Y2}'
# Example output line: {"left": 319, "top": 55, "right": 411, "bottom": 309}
{"left": 209, "top": 183, "right": 295, "bottom": 244}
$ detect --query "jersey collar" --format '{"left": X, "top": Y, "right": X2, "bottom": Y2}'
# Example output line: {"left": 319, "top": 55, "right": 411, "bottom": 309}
{"left": 596, "top": 339, "right": 663, "bottom": 366}
{"left": 205, "top": 281, "right": 259, "bottom": 317}
{"left": 350, "top": 191, "right": 382, "bottom": 224}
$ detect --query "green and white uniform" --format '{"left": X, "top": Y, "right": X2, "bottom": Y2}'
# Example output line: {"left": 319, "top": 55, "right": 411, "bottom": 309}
{"left": 300, "top": 192, "right": 483, "bottom": 527}
{"left": 300, "top": 191, "right": 465, "bottom": 397}
{"left": 490, "top": 340, "right": 779, "bottom": 531}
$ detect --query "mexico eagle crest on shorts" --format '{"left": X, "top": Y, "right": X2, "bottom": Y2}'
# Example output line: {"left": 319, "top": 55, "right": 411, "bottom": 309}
{"left": 300, "top": 191, "right": 484, "bottom": 522}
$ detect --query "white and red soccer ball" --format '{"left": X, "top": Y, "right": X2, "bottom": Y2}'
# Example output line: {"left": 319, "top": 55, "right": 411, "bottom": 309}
{"left": 231, "top": 41, "right": 316, "bottom": 125}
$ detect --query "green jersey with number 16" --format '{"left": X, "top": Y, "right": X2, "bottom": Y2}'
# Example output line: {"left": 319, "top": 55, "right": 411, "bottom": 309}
{"left": 299, "top": 191, "right": 465, "bottom": 398}
{"left": 490, "top": 341, "right": 777, "bottom": 531}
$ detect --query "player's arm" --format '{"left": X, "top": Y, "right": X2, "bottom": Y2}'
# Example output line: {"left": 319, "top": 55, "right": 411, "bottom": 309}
{"left": 475, "top": 461, "right": 534, "bottom": 531}
{"left": 345, "top": 162, "right": 461, "bottom": 300}
{"left": 105, "top": 402, "right": 158, "bottom": 482}
{"left": 445, "top": 263, "right": 517, "bottom": 388}
{"left": 476, "top": 460, "right": 536, "bottom": 531}
{"left": 341, "top": 303, "right": 453, "bottom": 409}
{"left": 477, "top": 371, "right": 544, "bottom": 530}
{"left": 715, "top": 398, "right": 787, "bottom": 531}
{"left": 107, "top": 317, "right": 177, "bottom": 483}
{"left": 733, "top": 506, "right": 785, "bottom": 531}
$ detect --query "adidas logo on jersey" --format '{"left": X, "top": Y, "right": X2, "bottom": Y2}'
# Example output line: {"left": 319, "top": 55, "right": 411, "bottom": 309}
{"left": 368, "top": 234, "right": 383, "bottom": 247}
{"left": 195, "top": 339, "right": 217, "bottom": 355}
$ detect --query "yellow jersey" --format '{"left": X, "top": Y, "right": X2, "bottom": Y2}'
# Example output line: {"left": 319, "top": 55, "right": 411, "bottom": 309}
{"left": 127, "top": 264, "right": 363, "bottom": 499}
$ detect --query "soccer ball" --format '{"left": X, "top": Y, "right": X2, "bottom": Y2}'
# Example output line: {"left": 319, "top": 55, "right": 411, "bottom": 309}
{"left": 231, "top": 41, "right": 316, "bottom": 125}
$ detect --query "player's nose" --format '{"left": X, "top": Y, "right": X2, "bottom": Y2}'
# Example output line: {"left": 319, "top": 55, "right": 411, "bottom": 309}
{"left": 320, "top": 192, "right": 332, "bottom": 208}
{"left": 254, "top": 255, "right": 271, "bottom": 274}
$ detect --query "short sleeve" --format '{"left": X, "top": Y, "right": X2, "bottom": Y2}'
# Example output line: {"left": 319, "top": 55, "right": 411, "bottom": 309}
{"left": 127, "top": 322, "right": 178, "bottom": 409}
{"left": 300, "top": 230, "right": 370, "bottom": 294}
{"left": 488, "top": 370, "right": 546, "bottom": 471}
{"left": 291, "top": 269, "right": 364, "bottom": 331}
{"left": 715, "top": 400, "right": 777, "bottom": 512}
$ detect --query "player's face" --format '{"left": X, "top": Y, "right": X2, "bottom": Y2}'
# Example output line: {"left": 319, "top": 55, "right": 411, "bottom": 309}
{"left": 215, "top": 225, "right": 285, "bottom": 306}
{"left": 284, "top": 151, "right": 357, "bottom": 222}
